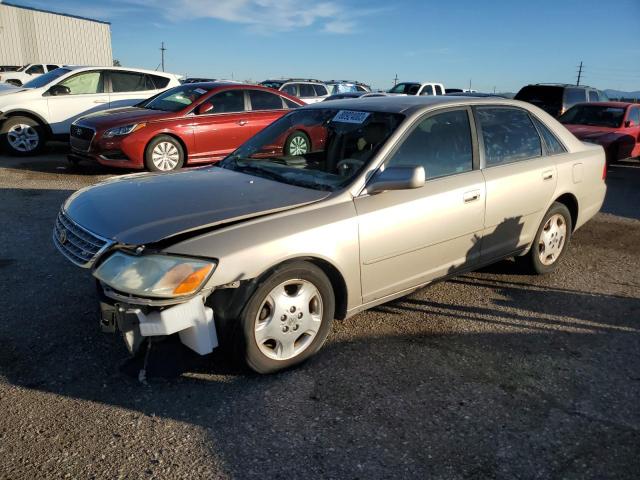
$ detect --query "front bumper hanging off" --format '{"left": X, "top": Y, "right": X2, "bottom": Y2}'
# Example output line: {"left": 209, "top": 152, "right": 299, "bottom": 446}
{"left": 100, "top": 295, "right": 218, "bottom": 356}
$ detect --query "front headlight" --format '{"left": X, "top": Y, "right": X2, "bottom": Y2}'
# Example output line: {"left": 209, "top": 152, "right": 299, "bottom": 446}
{"left": 93, "top": 252, "right": 216, "bottom": 298}
{"left": 103, "top": 123, "right": 146, "bottom": 138}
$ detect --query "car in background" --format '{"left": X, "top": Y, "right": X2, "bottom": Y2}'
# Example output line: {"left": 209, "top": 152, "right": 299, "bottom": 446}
{"left": 514, "top": 84, "right": 608, "bottom": 118}
{"left": 323, "top": 92, "right": 366, "bottom": 101}
{"left": 560, "top": 102, "right": 640, "bottom": 163}
{"left": 181, "top": 77, "right": 217, "bottom": 84}
{"left": 446, "top": 92, "right": 506, "bottom": 98}
{"left": 68, "top": 83, "right": 306, "bottom": 171}
{"left": 53, "top": 96, "right": 607, "bottom": 373}
{"left": 325, "top": 80, "right": 371, "bottom": 94}
{"left": 0, "top": 66, "right": 181, "bottom": 156}
{"left": 0, "top": 65, "right": 21, "bottom": 73}
{"left": 388, "top": 82, "right": 446, "bottom": 96}
{"left": 0, "top": 63, "right": 61, "bottom": 86}
{"left": 260, "top": 79, "right": 330, "bottom": 104}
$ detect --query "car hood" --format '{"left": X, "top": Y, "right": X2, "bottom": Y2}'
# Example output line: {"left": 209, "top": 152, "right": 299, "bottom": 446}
{"left": 63, "top": 167, "right": 330, "bottom": 245}
{"left": 0, "top": 86, "right": 33, "bottom": 97}
{"left": 76, "top": 107, "right": 172, "bottom": 129}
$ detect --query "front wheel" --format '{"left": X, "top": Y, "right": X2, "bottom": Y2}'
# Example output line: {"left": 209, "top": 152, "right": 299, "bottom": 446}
{"left": 0, "top": 116, "right": 46, "bottom": 156}
{"left": 517, "top": 202, "right": 572, "bottom": 275}
{"left": 239, "top": 261, "right": 335, "bottom": 374}
{"left": 145, "top": 135, "right": 185, "bottom": 172}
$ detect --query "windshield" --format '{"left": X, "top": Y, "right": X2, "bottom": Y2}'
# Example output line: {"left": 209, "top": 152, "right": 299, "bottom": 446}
{"left": 261, "top": 81, "right": 284, "bottom": 89}
{"left": 142, "top": 84, "right": 210, "bottom": 112}
{"left": 219, "top": 108, "right": 405, "bottom": 191}
{"left": 16, "top": 65, "right": 28, "bottom": 72}
{"left": 388, "top": 82, "right": 420, "bottom": 94}
{"left": 559, "top": 105, "right": 626, "bottom": 128}
{"left": 22, "top": 68, "right": 71, "bottom": 89}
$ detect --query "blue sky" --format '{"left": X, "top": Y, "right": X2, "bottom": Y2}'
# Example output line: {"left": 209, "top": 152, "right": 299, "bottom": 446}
{"left": 7, "top": 0, "right": 640, "bottom": 92}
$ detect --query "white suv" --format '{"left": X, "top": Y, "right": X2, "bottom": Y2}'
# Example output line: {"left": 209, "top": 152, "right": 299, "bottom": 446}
{"left": 0, "top": 63, "right": 61, "bottom": 86}
{"left": 388, "top": 82, "right": 446, "bottom": 96}
{"left": 260, "top": 79, "right": 329, "bottom": 104}
{"left": 0, "top": 66, "right": 181, "bottom": 155}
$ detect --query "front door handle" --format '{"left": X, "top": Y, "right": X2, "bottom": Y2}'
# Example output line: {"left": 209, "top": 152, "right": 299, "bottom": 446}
{"left": 237, "top": 120, "right": 248, "bottom": 126}
{"left": 463, "top": 190, "right": 481, "bottom": 203}
{"left": 542, "top": 169, "right": 554, "bottom": 181}
{"left": 93, "top": 100, "right": 108, "bottom": 104}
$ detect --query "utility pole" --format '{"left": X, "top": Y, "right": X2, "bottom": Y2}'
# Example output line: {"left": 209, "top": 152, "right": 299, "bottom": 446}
{"left": 393, "top": 73, "right": 398, "bottom": 86}
{"left": 576, "top": 61, "right": 583, "bottom": 86}
{"left": 160, "top": 42, "right": 166, "bottom": 72}
{"left": 469, "top": 78, "right": 472, "bottom": 91}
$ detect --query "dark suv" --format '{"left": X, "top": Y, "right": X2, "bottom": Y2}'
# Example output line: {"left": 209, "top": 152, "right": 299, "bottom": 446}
{"left": 515, "top": 84, "right": 608, "bottom": 118}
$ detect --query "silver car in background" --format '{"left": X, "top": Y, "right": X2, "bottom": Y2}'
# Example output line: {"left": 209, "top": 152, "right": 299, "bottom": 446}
{"left": 53, "top": 96, "right": 607, "bottom": 373}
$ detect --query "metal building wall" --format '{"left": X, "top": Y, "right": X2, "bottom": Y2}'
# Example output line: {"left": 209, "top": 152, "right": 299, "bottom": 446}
{"left": 0, "top": 3, "right": 112, "bottom": 66}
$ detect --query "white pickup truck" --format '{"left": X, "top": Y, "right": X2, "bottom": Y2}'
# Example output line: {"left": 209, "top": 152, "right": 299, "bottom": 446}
{"left": 0, "top": 63, "right": 61, "bottom": 86}
{"left": 388, "top": 81, "right": 446, "bottom": 96}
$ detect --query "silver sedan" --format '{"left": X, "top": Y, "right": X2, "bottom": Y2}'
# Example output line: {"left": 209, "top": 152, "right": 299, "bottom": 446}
{"left": 53, "top": 96, "right": 607, "bottom": 373}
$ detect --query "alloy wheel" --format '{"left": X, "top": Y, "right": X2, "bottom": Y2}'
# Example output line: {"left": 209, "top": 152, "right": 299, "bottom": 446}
{"left": 7, "top": 124, "right": 39, "bottom": 152}
{"left": 151, "top": 141, "right": 180, "bottom": 171}
{"left": 288, "top": 135, "right": 308, "bottom": 156}
{"left": 538, "top": 213, "right": 567, "bottom": 266}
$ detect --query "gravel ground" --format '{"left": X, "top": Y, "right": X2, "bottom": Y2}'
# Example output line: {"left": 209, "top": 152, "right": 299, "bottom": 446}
{"left": 1, "top": 147, "right": 639, "bottom": 479}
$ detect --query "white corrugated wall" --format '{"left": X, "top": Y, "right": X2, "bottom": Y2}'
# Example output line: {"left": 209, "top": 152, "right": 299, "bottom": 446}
{"left": 0, "top": 3, "right": 112, "bottom": 66}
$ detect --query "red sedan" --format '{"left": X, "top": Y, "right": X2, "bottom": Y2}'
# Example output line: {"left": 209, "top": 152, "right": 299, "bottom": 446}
{"left": 68, "top": 83, "right": 310, "bottom": 171}
{"left": 560, "top": 102, "right": 640, "bottom": 164}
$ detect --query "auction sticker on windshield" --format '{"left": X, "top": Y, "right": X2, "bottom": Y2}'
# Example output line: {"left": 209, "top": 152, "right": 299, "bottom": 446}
{"left": 333, "top": 110, "right": 370, "bottom": 124}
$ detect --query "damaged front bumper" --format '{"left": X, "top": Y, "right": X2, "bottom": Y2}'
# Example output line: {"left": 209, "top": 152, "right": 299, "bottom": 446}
{"left": 99, "top": 294, "right": 218, "bottom": 356}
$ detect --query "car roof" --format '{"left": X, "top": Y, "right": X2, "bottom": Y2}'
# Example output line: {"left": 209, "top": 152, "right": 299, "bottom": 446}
{"left": 310, "top": 95, "right": 528, "bottom": 115}
{"left": 571, "top": 101, "right": 634, "bottom": 108}
{"left": 61, "top": 65, "right": 179, "bottom": 77}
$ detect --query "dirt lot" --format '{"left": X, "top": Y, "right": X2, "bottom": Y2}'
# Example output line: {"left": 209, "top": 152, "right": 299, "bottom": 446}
{"left": 1, "top": 147, "right": 639, "bottom": 479}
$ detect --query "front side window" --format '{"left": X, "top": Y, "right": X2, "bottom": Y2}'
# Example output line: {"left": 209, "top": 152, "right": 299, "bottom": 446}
{"left": 388, "top": 82, "right": 420, "bottom": 94}
{"left": 219, "top": 108, "right": 404, "bottom": 191}
{"left": 110, "top": 71, "right": 150, "bottom": 92}
{"left": 58, "top": 71, "right": 104, "bottom": 94}
{"left": 531, "top": 116, "right": 566, "bottom": 155}
{"left": 628, "top": 107, "right": 640, "bottom": 126}
{"left": 249, "top": 90, "right": 284, "bottom": 111}
{"left": 26, "top": 65, "right": 45, "bottom": 75}
{"left": 143, "top": 84, "right": 209, "bottom": 112}
{"left": 477, "top": 107, "right": 542, "bottom": 167}
{"left": 387, "top": 109, "right": 473, "bottom": 179}
{"left": 299, "top": 84, "right": 316, "bottom": 97}
{"left": 207, "top": 90, "right": 245, "bottom": 113}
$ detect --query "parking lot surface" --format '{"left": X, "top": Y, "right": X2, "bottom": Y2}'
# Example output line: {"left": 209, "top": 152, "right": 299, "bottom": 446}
{"left": 1, "top": 147, "right": 639, "bottom": 479}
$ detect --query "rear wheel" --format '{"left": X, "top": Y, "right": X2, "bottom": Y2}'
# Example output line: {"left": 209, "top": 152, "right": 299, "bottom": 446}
{"left": 517, "top": 202, "right": 572, "bottom": 274}
{"left": 285, "top": 131, "right": 310, "bottom": 156}
{"left": 145, "top": 135, "right": 184, "bottom": 172}
{"left": 0, "top": 116, "right": 46, "bottom": 156}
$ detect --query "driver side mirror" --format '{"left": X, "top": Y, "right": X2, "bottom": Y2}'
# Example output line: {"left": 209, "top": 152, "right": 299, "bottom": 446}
{"left": 196, "top": 102, "right": 214, "bottom": 115}
{"left": 48, "top": 84, "right": 71, "bottom": 96}
{"left": 624, "top": 120, "right": 635, "bottom": 128}
{"left": 366, "top": 165, "right": 425, "bottom": 195}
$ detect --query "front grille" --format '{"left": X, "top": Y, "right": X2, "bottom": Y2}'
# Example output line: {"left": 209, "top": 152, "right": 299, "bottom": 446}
{"left": 53, "top": 210, "right": 112, "bottom": 268}
{"left": 70, "top": 125, "right": 95, "bottom": 152}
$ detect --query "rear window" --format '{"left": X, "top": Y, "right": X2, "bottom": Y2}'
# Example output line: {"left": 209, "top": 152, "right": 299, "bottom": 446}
{"left": 515, "top": 86, "right": 563, "bottom": 116}
{"left": 148, "top": 74, "right": 170, "bottom": 89}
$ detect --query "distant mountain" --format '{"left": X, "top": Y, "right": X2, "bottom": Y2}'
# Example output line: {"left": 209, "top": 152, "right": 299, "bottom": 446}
{"left": 604, "top": 89, "right": 640, "bottom": 100}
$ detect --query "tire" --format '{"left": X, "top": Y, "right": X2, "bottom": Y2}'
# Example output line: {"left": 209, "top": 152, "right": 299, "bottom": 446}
{"left": 237, "top": 261, "right": 335, "bottom": 374}
{"left": 0, "top": 116, "right": 46, "bottom": 156}
{"left": 285, "top": 131, "right": 310, "bottom": 156}
{"left": 144, "top": 135, "right": 184, "bottom": 172}
{"left": 517, "top": 202, "right": 572, "bottom": 275}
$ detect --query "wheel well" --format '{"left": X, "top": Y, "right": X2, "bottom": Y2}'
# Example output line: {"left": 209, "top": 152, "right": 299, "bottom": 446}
{"left": 145, "top": 133, "right": 188, "bottom": 162}
{"left": 3, "top": 111, "right": 52, "bottom": 137}
{"left": 303, "top": 257, "right": 348, "bottom": 320}
{"left": 555, "top": 193, "right": 578, "bottom": 231}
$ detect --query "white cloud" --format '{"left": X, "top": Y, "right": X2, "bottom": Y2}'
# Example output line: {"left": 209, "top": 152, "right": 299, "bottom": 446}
{"left": 132, "top": 0, "right": 366, "bottom": 34}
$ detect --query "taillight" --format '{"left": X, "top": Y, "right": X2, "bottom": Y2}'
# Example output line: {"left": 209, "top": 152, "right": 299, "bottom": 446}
{"left": 602, "top": 161, "right": 607, "bottom": 180}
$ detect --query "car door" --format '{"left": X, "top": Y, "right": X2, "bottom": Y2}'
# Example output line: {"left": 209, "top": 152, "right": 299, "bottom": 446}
{"left": 246, "top": 89, "right": 290, "bottom": 137}
{"left": 355, "top": 107, "right": 486, "bottom": 303}
{"left": 192, "top": 89, "right": 250, "bottom": 160}
{"left": 107, "top": 70, "right": 160, "bottom": 109}
{"left": 474, "top": 106, "right": 558, "bottom": 262}
{"left": 625, "top": 106, "right": 640, "bottom": 157}
{"left": 45, "top": 69, "right": 109, "bottom": 134}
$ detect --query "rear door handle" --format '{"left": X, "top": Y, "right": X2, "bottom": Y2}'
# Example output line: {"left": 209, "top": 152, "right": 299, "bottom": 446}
{"left": 93, "top": 100, "right": 108, "bottom": 104}
{"left": 542, "top": 169, "right": 554, "bottom": 180}
{"left": 463, "top": 190, "right": 481, "bottom": 203}
{"left": 237, "top": 120, "right": 248, "bottom": 126}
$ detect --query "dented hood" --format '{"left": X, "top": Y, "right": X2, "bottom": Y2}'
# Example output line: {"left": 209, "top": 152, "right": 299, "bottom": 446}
{"left": 63, "top": 167, "right": 330, "bottom": 245}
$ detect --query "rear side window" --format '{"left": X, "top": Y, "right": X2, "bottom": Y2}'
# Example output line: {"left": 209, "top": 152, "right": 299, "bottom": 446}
{"left": 283, "top": 98, "right": 300, "bottom": 109}
{"left": 531, "top": 116, "right": 566, "bottom": 155}
{"left": 313, "top": 84, "right": 328, "bottom": 96}
{"left": 26, "top": 65, "right": 45, "bottom": 74}
{"left": 387, "top": 109, "right": 473, "bottom": 179}
{"left": 476, "top": 107, "right": 542, "bottom": 167}
{"left": 249, "top": 90, "right": 284, "bottom": 110}
{"left": 209, "top": 90, "right": 245, "bottom": 113}
{"left": 420, "top": 85, "right": 434, "bottom": 96}
{"left": 564, "top": 88, "right": 587, "bottom": 108}
{"left": 299, "top": 84, "right": 316, "bottom": 97}
{"left": 281, "top": 84, "right": 297, "bottom": 96}
{"left": 434, "top": 85, "right": 443, "bottom": 95}
{"left": 110, "top": 71, "right": 149, "bottom": 92}
{"left": 147, "top": 74, "right": 170, "bottom": 89}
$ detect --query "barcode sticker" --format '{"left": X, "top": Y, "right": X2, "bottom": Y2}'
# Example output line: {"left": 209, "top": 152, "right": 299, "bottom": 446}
{"left": 332, "top": 110, "right": 370, "bottom": 124}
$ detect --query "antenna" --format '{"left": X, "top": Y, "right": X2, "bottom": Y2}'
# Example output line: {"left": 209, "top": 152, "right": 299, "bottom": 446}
{"left": 160, "top": 42, "right": 166, "bottom": 72}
